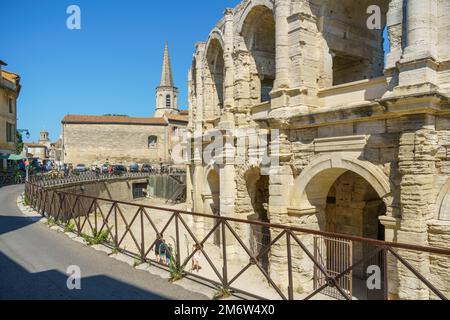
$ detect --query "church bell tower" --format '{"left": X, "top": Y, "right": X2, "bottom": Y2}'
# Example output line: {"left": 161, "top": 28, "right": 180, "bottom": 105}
{"left": 155, "top": 42, "right": 179, "bottom": 117}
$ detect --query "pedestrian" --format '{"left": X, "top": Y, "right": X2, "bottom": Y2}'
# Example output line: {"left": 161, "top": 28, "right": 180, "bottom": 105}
{"left": 166, "top": 244, "right": 173, "bottom": 266}
{"left": 159, "top": 238, "right": 167, "bottom": 265}
{"left": 191, "top": 244, "right": 201, "bottom": 272}
{"left": 154, "top": 236, "right": 163, "bottom": 263}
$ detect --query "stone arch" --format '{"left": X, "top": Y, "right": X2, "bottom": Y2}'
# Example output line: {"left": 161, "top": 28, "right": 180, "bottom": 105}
{"left": 435, "top": 179, "right": 450, "bottom": 221}
{"left": 204, "top": 34, "right": 225, "bottom": 119}
{"left": 235, "top": 0, "right": 274, "bottom": 35}
{"left": 316, "top": 0, "right": 389, "bottom": 86}
{"left": 239, "top": 3, "right": 275, "bottom": 103}
{"left": 291, "top": 153, "right": 391, "bottom": 210}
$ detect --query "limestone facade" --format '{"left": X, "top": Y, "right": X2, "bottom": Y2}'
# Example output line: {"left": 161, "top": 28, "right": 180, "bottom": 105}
{"left": 0, "top": 60, "right": 20, "bottom": 170}
{"left": 186, "top": 0, "right": 450, "bottom": 299}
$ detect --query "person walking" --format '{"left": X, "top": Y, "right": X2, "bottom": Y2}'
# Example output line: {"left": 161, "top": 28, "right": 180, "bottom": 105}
{"left": 191, "top": 244, "right": 201, "bottom": 273}
{"left": 159, "top": 239, "right": 167, "bottom": 265}
{"left": 154, "top": 236, "right": 163, "bottom": 263}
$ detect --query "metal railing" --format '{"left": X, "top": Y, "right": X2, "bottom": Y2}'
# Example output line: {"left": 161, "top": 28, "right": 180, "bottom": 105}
{"left": 0, "top": 173, "right": 25, "bottom": 187}
{"left": 24, "top": 180, "right": 450, "bottom": 300}
{"left": 29, "top": 171, "right": 186, "bottom": 188}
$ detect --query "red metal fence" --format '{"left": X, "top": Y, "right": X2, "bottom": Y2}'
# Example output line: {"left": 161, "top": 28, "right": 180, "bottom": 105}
{"left": 24, "top": 180, "right": 450, "bottom": 300}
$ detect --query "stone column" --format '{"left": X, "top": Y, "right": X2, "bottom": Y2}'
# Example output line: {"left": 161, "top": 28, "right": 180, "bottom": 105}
{"left": 220, "top": 131, "right": 236, "bottom": 218}
{"left": 274, "top": 0, "right": 290, "bottom": 90}
{"left": 397, "top": 0, "right": 438, "bottom": 91}
{"left": 223, "top": 9, "right": 235, "bottom": 111}
{"left": 385, "top": 0, "right": 404, "bottom": 69}
{"left": 397, "top": 114, "right": 438, "bottom": 299}
{"left": 403, "top": 0, "right": 437, "bottom": 60}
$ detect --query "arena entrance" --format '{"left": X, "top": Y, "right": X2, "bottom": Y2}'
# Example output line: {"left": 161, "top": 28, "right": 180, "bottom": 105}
{"left": 291, "top": 155, "right": 390, "bottom": 300}
{"left": 245, "top": 168, "right": 270, "bottom": 271}
{"left": 204, "top": 168, "right": 221, "bottom": 245}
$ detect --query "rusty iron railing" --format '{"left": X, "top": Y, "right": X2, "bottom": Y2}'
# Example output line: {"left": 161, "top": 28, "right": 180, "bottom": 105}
{"left": 24, "top": 180, "right": 450, "bottom": 300}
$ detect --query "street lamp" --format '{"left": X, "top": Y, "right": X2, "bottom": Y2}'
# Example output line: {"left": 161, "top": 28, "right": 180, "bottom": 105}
{"left": 17, "top": 129, "right": 31, "bottom": 182}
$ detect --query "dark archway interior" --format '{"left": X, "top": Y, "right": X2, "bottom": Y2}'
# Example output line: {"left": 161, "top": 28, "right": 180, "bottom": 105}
{"left": 241, "top": 5, "right": 276, "bottom": 103}
{"left": 245, "top": 168, "right": 270, "bottom": 271}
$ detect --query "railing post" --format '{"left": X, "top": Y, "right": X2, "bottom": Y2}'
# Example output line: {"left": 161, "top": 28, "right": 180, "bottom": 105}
{"left": 383, "top": 247, "right": 388, "bottom": 300}
{"left": 140, "top": 208, "right": 145, "bottom": 261}
{"left": 114, "top": 203, "right": 119, "bottom": 248}
{"left": 175, "top": 212, "right": 180, "bottom": 266}
{"left": 286, "top": 230, "right": 294, "bottom": 300}
{"left": 222, "top": 221, "right": 228, "bottom": 288}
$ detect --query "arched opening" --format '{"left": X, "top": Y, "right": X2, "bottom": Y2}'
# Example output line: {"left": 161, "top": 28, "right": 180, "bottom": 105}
{"left": 245, "top": 167, "right": 270, "bottom": 271}
{"left": 241, "top": 5, "right": 276, "bottom": 103}
{"left": 166, "top": 94, "right": 171, "bottom": 108}
{"left": 291, "top": 155, "right": 390, "bottom": 299}
{"left": 205, "top": 38, "right": 224, "bottom": 119}
{"left": 205, "top": 168, "right": 221, "bottom": 245}
{"left": 318, "top": 0, "right": 389, "bottom": 86}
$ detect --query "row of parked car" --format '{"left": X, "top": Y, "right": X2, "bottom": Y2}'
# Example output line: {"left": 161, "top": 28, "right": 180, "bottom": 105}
{"left": 73, "top": 163, "right": 158, "bottom": 174}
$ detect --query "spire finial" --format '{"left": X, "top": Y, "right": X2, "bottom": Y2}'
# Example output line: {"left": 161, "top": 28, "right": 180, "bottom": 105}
{"left": 159, "top": 41, "right": 173, "bottom": 87}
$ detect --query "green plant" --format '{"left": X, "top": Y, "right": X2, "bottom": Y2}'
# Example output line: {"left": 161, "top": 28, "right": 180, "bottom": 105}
{"left": 213, "top": 287, "right": 232, "bottom": 300}
{"left": 133, "top": 258, "right": 144, "bottom": 267}
{"left": 46, "top": 216, "right": 56, "bottom": 226}
{"left": 82, "top": 230, "right": 109, "bottom": 245}
{"left": 22, "top": 194, "right": 31, "bottom": 206}
{"left": 64, "top": 222, "right": 75, "bottom": 233}
{"left": 111, "top": 246, "right": 120, "bottom": 255}
{"left": 169, "top": 262, "right": 184, "bottom": 282}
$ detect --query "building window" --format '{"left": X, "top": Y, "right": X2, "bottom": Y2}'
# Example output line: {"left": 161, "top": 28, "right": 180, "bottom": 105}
{"left": 6, "top": 122, "right": 15, "bottom": 143}
{"left": 148, "top": 135, "right": 158, "bottom": 148}
{"left": 8, "top": 97, "right": 14, "bottom": 113}
{"left": 166, "top": 94, "right": 171, "bottom": 107}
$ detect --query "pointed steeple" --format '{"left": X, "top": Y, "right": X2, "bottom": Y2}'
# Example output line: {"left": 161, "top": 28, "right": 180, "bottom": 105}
{"left": 154, "top": 42, "right": 179, "bottom": 117}
{"left": 159, "top": 42, "right": 173, "bottom": 87}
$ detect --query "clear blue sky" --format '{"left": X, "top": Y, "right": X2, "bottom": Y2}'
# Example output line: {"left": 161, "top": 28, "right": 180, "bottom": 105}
{"left": 1, "top": 1, "right": 388, "bottom": 143}
{"left": 0, "top": 0, "right": 241, "bottom": 142}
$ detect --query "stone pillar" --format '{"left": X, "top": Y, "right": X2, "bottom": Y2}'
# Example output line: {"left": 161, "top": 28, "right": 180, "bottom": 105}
{"left": 379, "top": 215, "right": 401, "bottom": 299}
{"left": 397, "top": 114, "right": 438, "bottom": 299}
{"left": 267, "top": 129, "right": 296, "bottom": 293}
{"left": 223, "top": 9, "right": 235, "bottom": 112}
{"left": 274, "top": 0, "right": 290, "bottom": 90}
{"left": 385, "top": 0, "right": 404, "bottom": 69}
{"left": 403, "top": 0, "right": 437, "bottom": 60}
{"left": 220, "top": 131, "right": 236, "bottom": 218}
{"left": 396, "top": 0, "right": 438, "bottom": 92}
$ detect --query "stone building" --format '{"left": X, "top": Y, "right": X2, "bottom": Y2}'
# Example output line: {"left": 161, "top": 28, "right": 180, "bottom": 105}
{"left": 186, "top": 0, "right": 450, "bottom": 299}
{"left": 23, "top": 131, "right": 52, "bottom": 161}
{"left": 0, "top": 60, "right": 21, "bottom": 170}
{"left": 61, "top": 43, "right": 188, "bottom": 167}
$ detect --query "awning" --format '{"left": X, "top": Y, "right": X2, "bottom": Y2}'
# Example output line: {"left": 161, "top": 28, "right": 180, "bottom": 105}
{"left": 0, "top": 154, "right": 9, "bottom": 159}
{"left": 8, "top": 154, "right": 25, "bottom": 161}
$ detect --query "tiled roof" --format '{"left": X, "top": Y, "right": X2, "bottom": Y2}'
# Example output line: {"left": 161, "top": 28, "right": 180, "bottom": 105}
{"left": 25, "top": 143, "right": 46, "bottom": 148}
{"left": 164, "top": 112, "right": 189, "bottom": 123}
{"left": 1, "top": 69, "right": 20, "bottom": 83}
{"left": 62, "top": 114, "right": 167, "bottom": 125}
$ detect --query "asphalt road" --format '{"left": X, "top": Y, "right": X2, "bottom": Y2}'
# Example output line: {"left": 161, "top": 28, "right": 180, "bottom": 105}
{"left": 0, "top": 184, "right": 208, "bottom": 300}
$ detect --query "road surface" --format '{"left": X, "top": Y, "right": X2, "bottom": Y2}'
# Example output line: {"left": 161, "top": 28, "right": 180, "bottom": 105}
{"left": 0, "top": 184, "right": 208, "bottom": 300}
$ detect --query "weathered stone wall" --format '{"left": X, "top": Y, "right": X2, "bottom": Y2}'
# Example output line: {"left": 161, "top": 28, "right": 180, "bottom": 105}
{"left": 63, "top": 123, "right": 168, "bottom": 166}
{"left": 186, "top": 0, "right": 450, "bottom": 299}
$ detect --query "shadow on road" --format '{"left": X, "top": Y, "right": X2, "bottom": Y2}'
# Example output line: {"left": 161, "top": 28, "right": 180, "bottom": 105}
{"left": 0, "top": 215, "right": 40, "bottom": 236}
{"left": 0, "top": 251, "right": 168, "bottom": 300}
